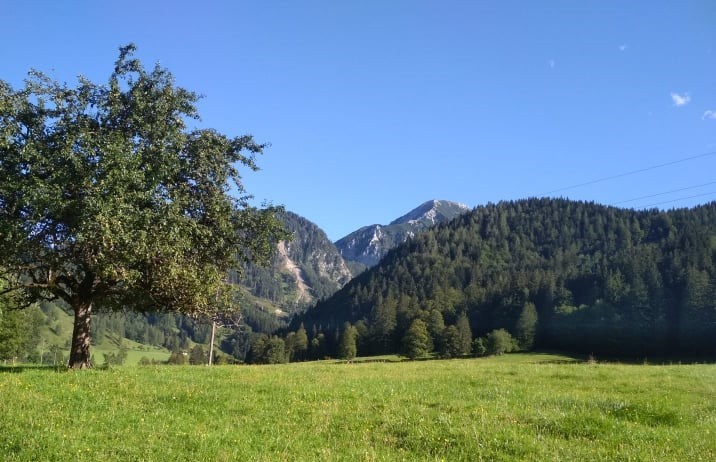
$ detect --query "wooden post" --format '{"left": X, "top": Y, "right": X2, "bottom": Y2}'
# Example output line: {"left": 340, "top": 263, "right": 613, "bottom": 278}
{"left": 208, "top": 321, "right": 217, "bottom": 366}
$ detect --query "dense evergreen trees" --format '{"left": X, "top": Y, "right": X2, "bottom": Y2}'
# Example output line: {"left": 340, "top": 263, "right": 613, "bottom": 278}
{"left": 247, "top": 335, "right": 288, "bottom": 364}
{"left": 285, "top": 323, "right": 309, "bottom": 361}
{"left": 5, "top": 198, "right": 714, "bottom": 364}
{"left": 0, "top": 280, "right": 45, "bottom": 363}
{"left": 294, "top": 199, "right": 716, "bottom": 359}
{"left": 0, "top": 306, "right": 43, "bottom": 364}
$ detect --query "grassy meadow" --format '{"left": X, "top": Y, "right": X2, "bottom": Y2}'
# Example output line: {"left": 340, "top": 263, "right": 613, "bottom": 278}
{"left": 1, "top": 353, "right": 715, "bottom": 461}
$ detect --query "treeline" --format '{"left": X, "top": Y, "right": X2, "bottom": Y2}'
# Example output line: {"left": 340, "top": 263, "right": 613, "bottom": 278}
{"left": 5, "top": 198, "right": 715, "bottom": 365}
{"left": 0, "top": 304, "right": 46, "bottom": 364}
{"left": 1, "top": 277, "right": 300, "bottom": 366}
{"left": 93, "top": 310, "right": 213, "bottom": 351}
{"left": 287, "top": 198, "right": 716, "bottom": 360}
{"left": 244, "top": 302, "right": 526, "bottom": 364}
{"left": 0, "top": 293, "right": 290, "bottom": 365}
{"left": 3, "top": 210, "right": 354, "bottom": 366}
{"left": 0, "top": 298, "right": 219, "bottom": 364}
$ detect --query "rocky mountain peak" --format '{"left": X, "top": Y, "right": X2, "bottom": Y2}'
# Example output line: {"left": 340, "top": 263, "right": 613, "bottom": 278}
{"left": 335, "top": 199, "right": 471, "bottom": 268}
{"left": 390, "top": 200, "right": 470, "bottom": 226}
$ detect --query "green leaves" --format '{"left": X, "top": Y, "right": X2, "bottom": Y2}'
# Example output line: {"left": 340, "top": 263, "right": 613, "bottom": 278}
{"left": 0, "top": 45, "right": 288, "bottom": 339}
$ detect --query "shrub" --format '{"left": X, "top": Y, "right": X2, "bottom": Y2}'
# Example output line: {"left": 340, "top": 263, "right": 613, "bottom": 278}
{"left": 485, "top": 329, "right": 517, "bottom": 356}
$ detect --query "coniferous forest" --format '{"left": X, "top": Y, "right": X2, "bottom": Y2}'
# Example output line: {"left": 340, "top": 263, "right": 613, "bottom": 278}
{"left": 289, "top": 198, "right": 716, "bottom": 360}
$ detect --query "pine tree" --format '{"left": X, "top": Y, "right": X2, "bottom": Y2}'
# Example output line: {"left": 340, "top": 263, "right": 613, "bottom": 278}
{"left": 264, "top": 337, "right": 288, "bottom": 364}
{"left": 293, "top": 324, "right": 309, "bottom": 360}
{"left": 284, "top": 332, "right": 297, "bottom": 361}
{"left": 515, "top": 302, "right": 539, "bottom": 350}
{"left": 189, "top": 345, "right": 207, "bottom": 365}
{"left": 294, "top": 199, "right": 716, "bottom": 358}
{"left": 455, "top": 313, "right": 473, "bottom": 356}
{"left": 439, "top": 325, "right": 462, "bottom": 358}
{"left": 369, "top": 296, "right": 397, "bottom": 353}
{"left": 426, "top": 310, "right": 444, "bottom": 352}
{"left": 0, "top": 309, "right": 29, "bottom": 364}
{"left": 401, "top": 319, "right": 430, "bottom": 360}
{"left": 338, "top": 323, "right": 357, "bottom": 360}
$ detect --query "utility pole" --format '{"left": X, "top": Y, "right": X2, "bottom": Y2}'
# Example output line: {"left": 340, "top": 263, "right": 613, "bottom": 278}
{"left": 208, "top": 321, "right": 217, "bottom": 366}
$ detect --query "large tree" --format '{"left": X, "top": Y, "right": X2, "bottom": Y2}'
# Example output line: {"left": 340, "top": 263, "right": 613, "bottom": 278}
{"left": 0, "top": 45, "right": 287, "bottom": 368}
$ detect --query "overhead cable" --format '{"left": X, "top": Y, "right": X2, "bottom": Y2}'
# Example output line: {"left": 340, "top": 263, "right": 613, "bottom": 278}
{"left": 540, "top": 151, "right": 716, "bottom": 196}
{"left": 637, "top": 191, "right": 716, "bottom": 209}
{"left": 612, "top": 181, "right": 716, "bottom": 205}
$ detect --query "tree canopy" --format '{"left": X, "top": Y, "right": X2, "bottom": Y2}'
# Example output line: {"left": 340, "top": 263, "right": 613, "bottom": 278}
{"left": 0, "top": 44, "right": 287, "bottom": 368}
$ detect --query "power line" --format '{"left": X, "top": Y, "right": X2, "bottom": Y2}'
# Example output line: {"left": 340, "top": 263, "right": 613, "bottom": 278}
{"left": 611, "top": 181, "right": 716, "bottom": 205}
{"left": 636, "top": 191, "right": 716, "bottom": 209}
{"left": 540, "top": 151, "right": 716, "bottom": 196}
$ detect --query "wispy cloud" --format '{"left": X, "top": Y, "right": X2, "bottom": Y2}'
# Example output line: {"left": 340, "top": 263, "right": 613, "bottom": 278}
{"left": 671, "top": 92, "right": 691, "bottom": 107}
{"left": 703, "top": 110, "right": 716, "bottom": 120}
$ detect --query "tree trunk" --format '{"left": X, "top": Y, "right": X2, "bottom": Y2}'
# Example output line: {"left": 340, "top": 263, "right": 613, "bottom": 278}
{"left": 68, "top": 300, "right": 93, "bottom": 369}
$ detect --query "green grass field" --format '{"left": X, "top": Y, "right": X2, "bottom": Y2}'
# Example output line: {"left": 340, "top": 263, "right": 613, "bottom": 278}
{"left": 1, "top": 353, "right": 714, "bottom": 461}
{"left": 90, "top": 337, "right": 172, "bottom": 366}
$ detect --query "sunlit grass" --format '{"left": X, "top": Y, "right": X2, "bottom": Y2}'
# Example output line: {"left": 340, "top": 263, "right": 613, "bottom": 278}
{"left": 1, "top": 354, "right": 714, "bottom": 461}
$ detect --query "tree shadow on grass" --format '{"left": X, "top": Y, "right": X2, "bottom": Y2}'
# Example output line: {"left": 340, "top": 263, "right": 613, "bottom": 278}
{"left": 0, "top": 364, "right": 66, "bottom": 374}
{"left": 323, "top": 350, "right": 716, "bottom": 367}
{"left": 533, "top": 350, "right": 716, "bottom": 366}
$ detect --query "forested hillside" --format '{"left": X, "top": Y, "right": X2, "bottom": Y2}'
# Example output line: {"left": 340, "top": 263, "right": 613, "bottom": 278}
{"left": 1, "top": 211, "right": 354, "bottom": 365}
{"left": 292, "top": 199, "right": 716, "bottom": 359}
{"left": 0, "top": 299, "right": 215, "bottom": 366}
{"left": 237, "top": 211, "right": 352, "bottom": 322}
{"left": 5, "top": 199, "right": 715, "bottom": 365}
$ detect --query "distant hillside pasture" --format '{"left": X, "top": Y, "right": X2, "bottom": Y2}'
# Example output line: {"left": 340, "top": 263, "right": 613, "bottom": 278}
{"left": 1, "top": 354, "right": 715, "bottom": 461}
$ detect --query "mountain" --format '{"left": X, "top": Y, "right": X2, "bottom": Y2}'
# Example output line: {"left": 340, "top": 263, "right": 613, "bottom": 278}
{"left": 238, "top": 211, "right": 353, "bottom": 327}
{"left": 238, "top": 201, "right": 470, "bottom": 332}
{"left": 335, "top": 200, "right": 470, "bottom": 268}
{"left": 295, "top": 199, "right": 716, "bottom": 359}
{"left": 276, "top": 211, "right": 354, "bottom": 300}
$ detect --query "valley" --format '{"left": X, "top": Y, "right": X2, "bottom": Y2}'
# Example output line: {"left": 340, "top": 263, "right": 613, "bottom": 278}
{"left": 4, "top": 198, "right": 715, "bottom": 366}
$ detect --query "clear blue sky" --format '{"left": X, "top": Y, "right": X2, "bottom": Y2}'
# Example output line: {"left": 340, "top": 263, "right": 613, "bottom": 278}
{"left": 3, "top": 1, "right": 715, "bottom": 240}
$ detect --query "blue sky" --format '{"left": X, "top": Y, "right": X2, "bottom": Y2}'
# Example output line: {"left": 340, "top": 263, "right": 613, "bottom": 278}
{"left": 2, "top": 1, "right": 715, "bottom": 240}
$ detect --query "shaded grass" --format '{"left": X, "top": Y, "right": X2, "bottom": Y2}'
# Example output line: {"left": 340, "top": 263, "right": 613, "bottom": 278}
{"left": 91, "top": 343, "right": 171, "bottom": 366}
{"left": 1, "top": 354, "right": 714, "bottom": 461}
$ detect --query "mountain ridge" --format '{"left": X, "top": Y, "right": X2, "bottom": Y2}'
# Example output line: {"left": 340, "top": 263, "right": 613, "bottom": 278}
{"left": 237, "top": 211, "right": 353, "bottom": 328}
{"left": 335, "top": 199, "right": 470, "bottom": 268}
{"left": 389, "top": 199, "right": 470, "bottom": 226}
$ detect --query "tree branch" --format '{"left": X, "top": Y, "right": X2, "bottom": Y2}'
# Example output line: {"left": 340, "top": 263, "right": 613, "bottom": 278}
{"left": 1, "top": 280, "right": 73, "bottom": 305}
